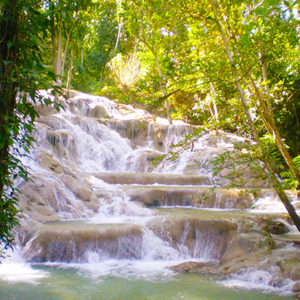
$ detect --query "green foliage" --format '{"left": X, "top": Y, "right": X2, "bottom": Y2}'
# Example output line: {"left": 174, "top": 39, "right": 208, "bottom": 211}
{"left": 50, "top": 0, "right": 299, "bottom": 158}
{"left": 153, "top": 127, "right": 208, "bottom": 165}
{"left": 0, "top": 0, "right": 59, "bottom": 255}
{"left": 281, "top": 155, "right": 300, "bottom": 189}
{"left": 211, "top": 140, "right": 266, "bottom": 188}
{"left": 259, "top": 134, "right": 284, "bottom": 164}
{"left": 68, "top": 0, "right": 120, "bottom": 93}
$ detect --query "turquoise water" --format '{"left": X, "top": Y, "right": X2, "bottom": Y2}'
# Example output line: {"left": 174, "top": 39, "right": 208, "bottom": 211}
{"left": 0, "top": 265, "right": 296, "bottom": 300}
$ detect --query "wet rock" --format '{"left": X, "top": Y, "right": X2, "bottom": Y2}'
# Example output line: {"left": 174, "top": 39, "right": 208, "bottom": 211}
{"left": 45, "top": 129, "right": 76, "bottom": 158}
{"left": 17, "top": 220, "right": 41, "bottom": 247}
{"left": 35, "top": 103, "right": 58, "bottom": 116}
{"left": 293, "top": 281, "right": 300, "bottom": 299}
{"left": 217, "top": 164, "right": 272, "bottom": 188}
{"left": 93, "top": 172, "right": 212, "bottom": 186}
{"left": 212, "top": 189, "right": 254, "bottom": 209}
{"left": 18, "top": 181, "right": 61, "bottom": 222}
{"left": 267, "top": 220, "right": 289, "bottom": 235}
{"left": 170, "top": 261, "right": 219, "bottom": 274}
{"left": 87, "top": 105, "right": 109, "bottom": 119}
{"left": 117, "top": 103, "right": 147, "bottom": 119}
{"left": 120, "top": 149, "right": 163, "bottom": 172}
{"left": 293, "top": 281, "right": 300, "bottom": 292}
{"left": 39, "top": 152, "right": 63, "bottom": 174}
{"left": 129, "top": 188, "right": 168, "bottom": 206}
{"left": 149, "top": 217, "right": 237, "bottom": 260}
{"left": 24, "top": 224, "right": 144, "bottom": 262}
{"left": 61, "top": 174, "right": 99, "bottom": 211}
{"left": 150, "top": 124, "right": 168, "bottom": 151}
{"left": 106, "top": 119, "right": 149, "bottom": 148}
{"left": 18, "top": 173, "right": 94, "bottom": 222}
{"left": 220, "top": 250, "right": 269, "bottom": 275}
{"left": 289, "top": 266, "right": 300, "bottom": 281}
{"left": 46, "top": 130, "right": 60, "bottom": 146}
{"left": 63, "top": 89, "right": 84, "bottom": 99}
{"left": 276, "top": 255, "right": 300, "bottom": 281}
{"left": 221, "top": 232, "right": 266, "bottom": 264}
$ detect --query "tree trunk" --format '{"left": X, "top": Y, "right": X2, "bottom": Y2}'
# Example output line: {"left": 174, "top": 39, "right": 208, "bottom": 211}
{"left": 247, "top": 73, "right": 300, "bottom": 186}
{"left": 154, "top": 55, "right": 172, "bottom": 125}
{"left": 114, "top": 23, "right": 122, "bottom": 52}
{"left": 0, "top": 0, "right": 21, "bottom": 249}
{"left": 209, "top": 0, "right": 300, "bottom": 231}
{"left": 265, "top": 158, "right": 300, "bottom": 231}
{"left": 50, "top": 0, "right": 57, "bottom": 77}
{"left": 61, "top": 14, "right": 79, "bottom": 78}
{"left": 209, "top": 0, "right": 257, "bottom": 139}
{"left": 61, "top": 31, "right": 71, "bottom": 79}
{"left": 0, "top": 0, "right": 18, "bottom": 197}
{"left": 210, "top": 82, "right": 219, "bottom": 123}
{"left": 248, "top": 0, "right": 300, "bottom": 186}
{"left": 55, "top": 23, "right": 62, "bottom": 85}
{"left": 66, "top": 50, "right": 73, "bottom": 94}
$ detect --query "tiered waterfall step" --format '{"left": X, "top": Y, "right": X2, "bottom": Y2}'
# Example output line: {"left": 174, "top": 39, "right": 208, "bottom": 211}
{"left": 92, "top": 171, "right": 297, "bottom": 209}
{"left": 22, "top": 210, "right": 242, "bottom": 264}
{"left": 23, "top": 222, "right": 144, "bottom": 262}
{"left": 93, "top": 172, "right": 213, "bottom": 186}
{"left": 123, "top": 185, "right": 259, "bottom": 209}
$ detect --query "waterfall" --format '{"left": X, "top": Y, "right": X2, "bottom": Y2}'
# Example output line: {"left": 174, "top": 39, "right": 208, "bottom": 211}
{"left": 1, "top": 90, "right": 299, "bottom": 297}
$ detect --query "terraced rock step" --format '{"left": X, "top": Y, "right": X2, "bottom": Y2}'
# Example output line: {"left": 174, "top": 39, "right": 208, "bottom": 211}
{"left": 23, "top": 222, "right": 144, "bottom": 262}
{"left": 93, "top": 172, "right": 213, "bottom": 186}
{"left": 123, "top": 185, "right": 256, "bottom": 209}
{"left": 94, "top": 184, "right": 298, "bottom": 210}
{"left": 21, "top": 212, "right": 239, "bottom": 264}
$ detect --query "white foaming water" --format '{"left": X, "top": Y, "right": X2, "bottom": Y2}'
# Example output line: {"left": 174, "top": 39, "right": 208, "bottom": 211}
{"left": 252, "top": 190, "right": 299, "bottom": 213}
{"left": 141, "top": 228, "right": 187, "bottom": 261}
{"left": 63, "top": 93, "right": 117, "bottom": 118}
{"left": 153, "top": 132, "right": 238, "bottom": 175}
{"left": 7, "top": 91, "right": 298, "bottom": 297}
{"left": 0, "top": 248, "right": 47, "bottom": 283}
{"left": 61, "top": 225, "right": 207, "bottom": 282}
{"left": 41, "top": 221, "right": 209, "bottom": 282}
{"left": 89, "top": 191, "right": 153, "bottom": 225}
{"left": 58, "top": 259, "right": 177, "bottom": 281}
{"left": 118, "top": 148, "right": 153, "bottom": 173}
{"left": 51, "top": 115, "right": 132, "bottom": 172}
{"left": 220, "top": 268, "right": 295, "bottom": 296}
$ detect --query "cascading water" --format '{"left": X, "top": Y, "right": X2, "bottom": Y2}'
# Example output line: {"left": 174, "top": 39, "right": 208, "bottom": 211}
{"left": 1, "top": 90, "right": 299, "bottom": 300}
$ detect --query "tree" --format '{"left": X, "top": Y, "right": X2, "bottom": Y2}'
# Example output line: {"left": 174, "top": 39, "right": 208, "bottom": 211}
{"left": 71, "top": 0, "right": 119, "bottom": 92}
{"left": 46, "top": 0, "right": 98, "bottom": 88}
{"left": 150, "top": 0, "right": 300, "bottom": 230}
{"left": 0, "top": 0, "right": 58, "bottom": 254}
{"left": 206, "top": 0, "right": 300, "bottom": 230}
{"left": 123, "top": 0, "right": 192, "bottom": 124}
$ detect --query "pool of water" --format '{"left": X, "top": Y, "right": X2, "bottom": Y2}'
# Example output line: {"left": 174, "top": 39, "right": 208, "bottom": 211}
{"left": 0, "top": 264, "right": 296, "bottom": 300}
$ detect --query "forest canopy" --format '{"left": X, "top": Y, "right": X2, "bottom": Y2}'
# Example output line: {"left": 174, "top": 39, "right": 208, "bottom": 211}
{"left": 45, "top": 0, "right": 299, "bottom": 154}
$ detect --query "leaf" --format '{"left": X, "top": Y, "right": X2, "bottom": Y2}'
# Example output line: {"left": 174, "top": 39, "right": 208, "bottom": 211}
{"left": 283, "top": 0, "right": 291, "bottom": 8}
{"left": 7, "top": 41, "right": 14, "bottom": 49}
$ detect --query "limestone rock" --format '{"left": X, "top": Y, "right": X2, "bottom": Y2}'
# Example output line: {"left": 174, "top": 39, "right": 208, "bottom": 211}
{"left": 61, "top": 174, "right": 99, "bottom": 211}
{"left": 39, "top": 152, "right": 63, "bottom": 174}
{"left": 149, "top": 216, "right": 237, "bottom": 260}
{"left": 87, "top": 105, "right": 109, "bottom": 118}
{"left": 24, "top": 224, "right": 144, "bottom": 262}
{"left": 170, "top": 261, "right": 219, "bottom": 274}
{"left": 293, "top": 281, "right": 300, "bottom": 299}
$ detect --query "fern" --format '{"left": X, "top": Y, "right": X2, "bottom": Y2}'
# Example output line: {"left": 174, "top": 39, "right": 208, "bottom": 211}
{"left": 280, "top": 155, "right": 300, "bottom": 190}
